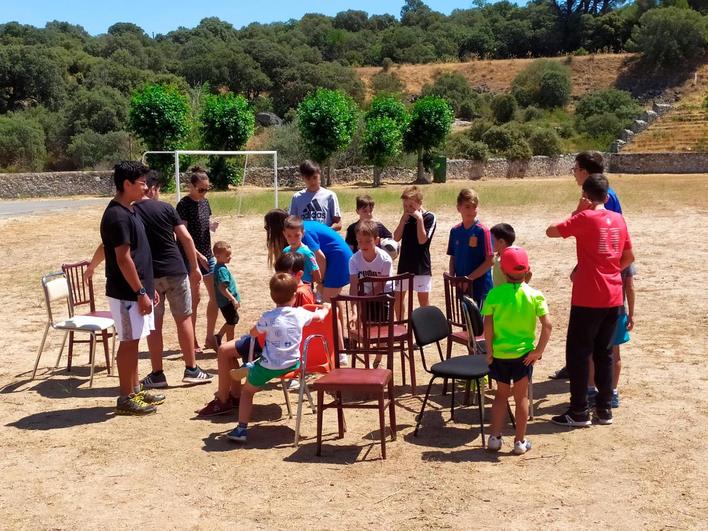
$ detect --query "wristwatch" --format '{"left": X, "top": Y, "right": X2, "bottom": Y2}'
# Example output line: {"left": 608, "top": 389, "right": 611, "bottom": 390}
{"left": 136, "top": 287, "right": 147, "bottom": 297}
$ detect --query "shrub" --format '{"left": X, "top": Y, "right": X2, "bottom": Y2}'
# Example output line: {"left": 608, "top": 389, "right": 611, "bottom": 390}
{"left": 538, "top": 70, "right": 572, "bottom": 109}
{"left": 491, "top": 93, "right": 518, "bottom": 123}
{"left": 481, "top": 125, "right": 516, "bottom": 153}
{"left": 505, "top": 139, "right": 533, "bottom": 161}
{"left": 371, "top": 71, "right": 405, "bottom": 96}
{"left": 0, "top": 115, "right": 47, "bottom": 171}
{"left": 575, "top": 89, "right": 642, "bottom": 135}
{"left": 381, "top": 57, "right": 394, "bottom": 71}
{"left": 445, "top": 133, "right": 489, "bottom": 162}
{"left": 467, "top": 119, "right": 494, "bottom": 141}
{"left": 459, "top": 96, "right": 482, "bottom": 121}
{"left": 511, "top": 59, "right": 573, "bottom": 108}
{"left": 528, "top": 128, "right": 563, "bottom": 156}
{"left": 128, "top": 84, "right": 190, "bottom": 150}
{"left": 578, "top": 112, "right": 624, "bottom": 138}
{"left": 558, "top": 122, "right": 575, "bottom": 138}
{"left": 67, "top": 130, "right": 131, "bottom": 169}
{"left": 421, "top": 72, "right": 474, "bottom": 116}
{"left": 574, "top": 47, "right": 589, "bottom": 56}
{"left": 522, "top": 106, "right": 543, "bottom": 122}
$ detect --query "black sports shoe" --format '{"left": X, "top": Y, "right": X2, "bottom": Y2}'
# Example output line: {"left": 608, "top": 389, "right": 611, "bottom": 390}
{"left": 549, "top": 366, "right": 569, "bottom": 380}
{"left": 141, "top": 371, "right": 168, "bottom": 389}
{"left": 595, "top": 408, "right": 613, "bottom": 425}
{"left": 551, "top": 409, "right": 591, "bottom": 427}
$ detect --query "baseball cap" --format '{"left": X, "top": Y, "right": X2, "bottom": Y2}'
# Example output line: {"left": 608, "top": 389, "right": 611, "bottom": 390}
{"left": 500, "top": 246, "right": 530, "bottom": 275}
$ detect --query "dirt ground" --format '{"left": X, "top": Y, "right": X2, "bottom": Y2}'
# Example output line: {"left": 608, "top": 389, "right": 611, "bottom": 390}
{"left": 1, "top": 175, "right": 706, "bottom": 530}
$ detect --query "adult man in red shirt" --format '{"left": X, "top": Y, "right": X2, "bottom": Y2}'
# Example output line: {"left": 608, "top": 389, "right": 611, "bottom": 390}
{"left": 546, "top": 174, "right": 634, "bottom": 427}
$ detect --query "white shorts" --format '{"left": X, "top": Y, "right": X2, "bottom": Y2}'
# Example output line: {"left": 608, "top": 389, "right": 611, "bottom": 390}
{"left": 108, "top": 297, "right": 155, "bottom": 342}
{"left": 394, "top": 275, "right": 432, "bottom": 293}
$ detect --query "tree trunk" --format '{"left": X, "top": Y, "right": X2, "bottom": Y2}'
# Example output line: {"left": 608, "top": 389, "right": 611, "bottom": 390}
{"left": 326, "top": 159, "right": 333, "bottom": 187}
{"left": 414, "top": 148, "right": 431, "bottom": 184}
{"left": 373, "top": 166, "right": 382, "bottom": 187}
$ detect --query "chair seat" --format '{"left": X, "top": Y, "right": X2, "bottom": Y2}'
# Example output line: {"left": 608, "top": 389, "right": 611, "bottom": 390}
{"left": 450, "top": 330, "right": 468, "bottom": 343}
{"left": 352, "top": 324, "right": 408, "bottom": 341}
{"left": 55, "top": 315, "right": 114, "bottom": 332}
{"left": 430, "top": 355, "right": 489, "bottom": 379}
{"left": 311, "top": 368, "right": 392, "bottom": 391}
{"left": 85, "top": 310, "right": 113, "bottom": 320}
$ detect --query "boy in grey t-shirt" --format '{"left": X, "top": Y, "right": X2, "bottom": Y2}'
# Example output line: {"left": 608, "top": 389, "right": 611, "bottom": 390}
{"left": 289, "top": 160, "right": 342, "bottom": 231}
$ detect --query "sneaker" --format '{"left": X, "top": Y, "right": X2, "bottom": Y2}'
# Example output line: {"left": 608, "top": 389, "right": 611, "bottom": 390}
{"left": 136, "top": 389, "right": 166, "bottom": 405}
{"left": 116, "top": 394, "right": 157, "bottom": 416}
{"left": 611, "top": 391, "right": 620, "bottom": 408}
{"left": 141, "top": 371, "right": 168, "bottom": 389}
{"left": 226, "top": 426, "right": 247, "bottom": 442}
{"left": 513, "top": 439, "right": 532, "bottom": 455}
{"left": 183, "top": 366, "right": 214, "bottom": 385}
{"left": 288, "top": 379, "right": 300, "bottom": 391}
{"left": 587, "top": 388, "right": 598, "bottom": 408}
{"left": 551, "top": 409, "right": 591, "bottom": 427}
{"left": 487, "top": 434, "right": 503, "bottom": 452}
{"left": 549, "top": 366, "right": 569, "bottom": 380}
{"left": 595, "top": 408, "right": 613, "bottom": 425}
{"left": 196, "top": 396, "right": 235, "bottom": 417}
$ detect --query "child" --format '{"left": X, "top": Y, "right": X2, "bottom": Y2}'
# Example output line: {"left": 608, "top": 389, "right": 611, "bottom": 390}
{"left": 213, "top": 241, "right": 241, "bottom": 344}
{"left": 226, "top": 273, "right": 330, "bottom": 442}
{"left": 447, "top": 189, "right": 493, "bottom": 308}
{"left": 289, "top": 160, "right": 342, "bottom": 231}
{"left": 482, "top": 247, "right": 552, "bottom": 455}
{"left": 393, "top": 186, "right": 436, "bottom": 311}
{"left": 345, "top": 194, "right": 392, "bottom": 253}
{"left": 348, "top": 220, "right": 393, "bottom": 296}
{"left": 490, "top": 223, "right": 533, "bottom": 287}
{"left": 283, "top": 215, "right": 321, "bottom": 286}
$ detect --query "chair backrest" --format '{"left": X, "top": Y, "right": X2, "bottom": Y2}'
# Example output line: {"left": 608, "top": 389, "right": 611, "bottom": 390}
{"left": 411, "top": 306, "right": 450, "bottom": 348}
{"left": 443, "top": 273, "right": 472, "bottom": 331}
{"left": 41, "top": 272, "right": 71, "bottom": 326}
{"left": 300, "top": 304, "right": 335, "bottom": 373}
{"left": 332, "top": 293, "right": 396, "bottom": 369}
{"left": 358, "top": 272, "right": 413, "bottom": 325}
{"left": 461, "top": 295, "right": 484, "bottom": 355}
{"left": 62, "top": 260, "right": 96, "bottom": 312}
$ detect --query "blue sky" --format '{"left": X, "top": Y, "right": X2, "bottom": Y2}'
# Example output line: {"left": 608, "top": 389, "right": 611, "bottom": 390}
{"left": 3, "top": 1, "right": 477, "bottom": 36}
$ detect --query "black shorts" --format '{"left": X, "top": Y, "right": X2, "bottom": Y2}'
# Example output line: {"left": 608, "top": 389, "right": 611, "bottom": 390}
{"left": 488, "top": 354, "right": 533, "bottom": 385}
{"left": 219, "top": 303, "right": 240, "bottom": 326}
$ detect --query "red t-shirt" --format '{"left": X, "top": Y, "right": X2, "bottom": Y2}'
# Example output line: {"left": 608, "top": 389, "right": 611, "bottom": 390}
{"left": 557, "top": 209, "right": 631, "bottom": 308}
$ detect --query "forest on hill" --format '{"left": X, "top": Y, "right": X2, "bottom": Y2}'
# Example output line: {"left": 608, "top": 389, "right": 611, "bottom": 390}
{"left": 0, "top": 0, "right": 706, "bottom": 174}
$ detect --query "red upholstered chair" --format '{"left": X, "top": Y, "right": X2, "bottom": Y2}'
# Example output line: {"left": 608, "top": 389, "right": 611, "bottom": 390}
{"left": 310, "top": 294, "right": 397, "bottom": 459}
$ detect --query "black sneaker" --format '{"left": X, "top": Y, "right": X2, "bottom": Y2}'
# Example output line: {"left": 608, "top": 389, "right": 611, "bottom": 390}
{"left": 549, "top": 366, "right": 569, "bottom": 380}
{"left": 183, "top": 365, "right": 214, "bottom": 385}
{"left": 595, "top": 408, "right": 613, "bottom": 425}
{"left": 141, "top": 371, "right": 168, "bottom": 389}
{"left": 551, "top": 409, "right": 591, "bottom": 427}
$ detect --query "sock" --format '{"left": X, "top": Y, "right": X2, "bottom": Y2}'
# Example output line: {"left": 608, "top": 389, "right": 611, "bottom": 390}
{"left": 153, "top": 370, "right": 164, "bottom": 375}
{"left": 612, "top": 388, "right": 618, "bottom": 394}
{"left": 133, "top": 385, "right": 141, "bottom": 394}
{"left": 186, "top": 366, "right": 196, "bottom": 371}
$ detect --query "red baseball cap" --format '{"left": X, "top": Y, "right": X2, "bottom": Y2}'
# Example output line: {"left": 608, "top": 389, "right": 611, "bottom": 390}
{"left": 500, "top": 246, "right": 530, "bottom": 275}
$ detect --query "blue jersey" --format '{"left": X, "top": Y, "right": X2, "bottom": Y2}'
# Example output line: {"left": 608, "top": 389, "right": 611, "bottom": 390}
{"left": 447, "top": 221, "right": 493, "bottom": 307}
{"left": 607, "top": 187, "right": 622, "bottom": 214}
{"left": 302, "top": 221, "right": 353, "bottom": 289}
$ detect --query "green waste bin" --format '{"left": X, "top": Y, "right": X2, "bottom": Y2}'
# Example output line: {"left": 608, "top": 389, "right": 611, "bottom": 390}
{"left": 432, "top": 156, "right": 447, "bottom": 183}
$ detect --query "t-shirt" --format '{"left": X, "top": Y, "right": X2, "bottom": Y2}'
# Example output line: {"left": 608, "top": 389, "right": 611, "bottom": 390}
{"left": 397, "top": 211, "right": 436, "bottom": 276}
{"left": 214, "top": 262, "right": 240, "bottom": 308}
{"left": 100, "top": 199, "right": 154, "bottom": 301}
{"left": 289, "top": 188, "right": 341, "bottom": 226}
{"left": 294, "top": 283, "right": 316, "bottom": 307}
{"left": 349, "top": 247, "right": 393, "bottom": 294}
{"left": 447, "top": 220, "right": 493, "bottom": 304}
{"left": 256, "top": 306, "right": 318, "bottom": 369}
{"left": 556, "top": 209, "right": 632, "bottom": 308}
{"left": 283, "top": 243, "right": 319, "bottom": 284}
{"left": 176, "top": 196, "right": 212, "bottom": 259}
{"left": 607, "top": 187, "right": 622, "bottom": 214}
{"left": 301, "top": 220, "right": 353, "bottom": 266}
{"left": 133, "top": 199, "right": 187, "bottom": 278}
{"left": 481, "top": 282, "right": 549, "bottom": 360}
{"left": 345, "top": 221, "right": 393, "bottom": 253}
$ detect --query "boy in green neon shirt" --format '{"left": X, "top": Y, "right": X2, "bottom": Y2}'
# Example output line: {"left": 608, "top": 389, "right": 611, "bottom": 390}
{"left": 482, "top": 247, "right": 552, "bottom": 455}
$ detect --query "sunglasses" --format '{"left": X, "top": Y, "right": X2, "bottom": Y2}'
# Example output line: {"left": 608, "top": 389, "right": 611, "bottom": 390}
{"left": 196, "top": 187, "right": 210, "bottom": 193}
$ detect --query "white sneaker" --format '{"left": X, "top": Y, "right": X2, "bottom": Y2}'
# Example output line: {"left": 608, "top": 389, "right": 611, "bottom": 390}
{"left": 338, "top": 354, "right": 349, "bottom": 367}
{"left": 487, "top": 435, "right": 503, "bottom": 452}
{"left": 288, "top": 379, "right": 300, "bottom": 390}
{"left": 513, "top": 439, "right": 532, "bottom": 455}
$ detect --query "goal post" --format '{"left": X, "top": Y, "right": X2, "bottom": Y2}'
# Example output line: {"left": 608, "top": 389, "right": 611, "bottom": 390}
{"left": 141, "top": 150, "right": 279, "bottom": 206}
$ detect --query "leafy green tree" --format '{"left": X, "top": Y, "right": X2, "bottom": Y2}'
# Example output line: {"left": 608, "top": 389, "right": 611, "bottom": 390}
{"left": 403, "top": 95, "right": 454, "bottom": 183}
{"left": 64, "top": 87, "right": 128, "bottom": 137}
{"left": 200, "top": 93, "right": 255, "bottom": 188}
{"left": 445, "top": 132, "right": 490, "bottom": 161}
{"left": 0, "top": 115, "right": 47, "bottom": 171}
{"left": 491, "top": 93, "right": 518, "bottom": 123}
{"left": 421, "top": 72, "right": 474, "bottom": 116}
{"left": 297, "top": 88, "right": 359, "bottom": 185}
{"left": 575, "top": 89, "right": 642, "bottom": 128}
{"left": 528, "top": 128, "right": 563, "bottom": 156}
{"left": 363, "top": 96, "right": 409, "bottom": 186}
{"left": 67, "top": 130, "right": 132, "bottom": 169}
{"left": 333, "top": 10, "right": 369, "bottom": 32}
{"left": 0, "top": 45, "right": 68, "bottom": 112}
{"left": 511, "top": 59, "right": 572, "bottom": 108}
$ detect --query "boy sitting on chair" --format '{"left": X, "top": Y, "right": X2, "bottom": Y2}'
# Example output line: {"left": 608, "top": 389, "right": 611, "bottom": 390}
{"left": 226, "top": 273, "right": 329, "bottom": 443}
{"left": 482, "top": 247, "right": 552, "bottom": 455}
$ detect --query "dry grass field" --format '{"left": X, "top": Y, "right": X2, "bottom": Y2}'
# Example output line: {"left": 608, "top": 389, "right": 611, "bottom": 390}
{"left": 0, "top": 174, "right": 707, "bottom": 530}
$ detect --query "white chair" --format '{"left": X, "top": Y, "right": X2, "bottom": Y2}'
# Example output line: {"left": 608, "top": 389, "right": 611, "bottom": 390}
{"left": 33, "top": 272, "right": 116, "bottom": 387}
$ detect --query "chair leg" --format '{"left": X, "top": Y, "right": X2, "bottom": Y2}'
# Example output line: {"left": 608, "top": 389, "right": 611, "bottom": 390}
{"left": 378, "top": 392, "right": 387, "bottom": 459}
{"left": 464, "top": 379, "right": 472, "bottom": 406}
{"left": 55, "top": 330, "right": 69, "bottom": 369}
{"left": 294, "top": 375, "right": 307, "bottom": 447}
{"left": 407, "top": 340, "right": 416, "bottom": 395}
{"left": 67, "top": 331, "right": 75, "bottom": 372}
{"left": 388, "top": 380, "right": 397, "bottom": 441}
{"left": 414, "top": 377, "right": 436, "bottom": 436}
{"left": 283, "top": 381, "right": 293, "bottom": 419}
{"left": 303, "top": 383, "right": 316, "bottom": 413}
{"left": 442, "top": 339, "right": 453, "bottom": 395}
{"left": 32, "top": 322, "right": 51, "bottom": 380}
{"left": 476, "top": 378, "right": 486, "bottom": 448}
{"left": 336, "top": 391, "right": 345, "bottom": 438}
{"left": 316, "top": 389, "right": 324, "bottom": 456}
{"left": 450, "top": 379, "right": 456, "bottom": 421}
{"left": 101, "top": 330, "right": 110, "bottom": 374}
{"left": 88, "top": 333, "right": 96, "bottom": 388}
{"left": 399, "top": 344, "right": 406, "bottom": 387}
{"left": 528, "top": 376, "right": 534, "bottom": 420}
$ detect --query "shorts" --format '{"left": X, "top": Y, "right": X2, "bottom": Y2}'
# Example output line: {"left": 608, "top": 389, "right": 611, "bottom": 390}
{"left": 108, "top": 296, "right": 155, "bottom": 342}
{"left": 394, "top": 274, "right": 432, "bottom": 293}
{"left": 154, "top": 275, "right": 192, "bottom": 319}
{"left": 612, "top": 312, "right": 630, "bottom": 346}
{"left": 219, "top": 303, "right": 240, "bottom": 326}
{"left": 247, "top": 359, "right": 300, "bottom": 388}
{"left": 235, "top": 335, "right": 263, "bottom": 364}
{"left": 323, "top": 252, "right": 351, "bottom": 289}
{"left": 200, "top": 256, "right": 217, "bottom": 277}
{"left": 488, "top": 354, "right": 533, "bottom": 385}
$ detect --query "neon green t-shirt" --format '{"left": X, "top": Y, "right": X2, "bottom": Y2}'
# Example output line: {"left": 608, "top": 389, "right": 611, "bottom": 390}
{"left": 481, "top": 282, "right": 548, "bottom": 359}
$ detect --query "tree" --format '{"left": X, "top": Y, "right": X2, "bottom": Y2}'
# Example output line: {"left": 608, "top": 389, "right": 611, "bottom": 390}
{"left": 199, "top": 93, "right": 255, "bottom": 188}
{"left": 491, "top": 93, "right": 518, "bottom": 123}
{"left": 403, "top": 96, "right": 454, "bottom": 183}
{"left": 371, "top": 71, "right": 405, "bottom": 97}
{"left": 528, "top": 128, "right": 563, "bottom": 156}
{"left": 421, "top": 72, "right": 474, "bottom": 116}
{"left": 363, "top": 96, "right": 409, "bottom": 186}
{"left": 511, "top": 59, "right": 572, "bottom": 108}
{"left": 0, "top": 115, "right": 47, "bottom": 171}
{"left": 333, "top": 10, "right": 369, "bottom": 32}
{"left": 67, "top": 130, "right": 132, "bottom": 169}
{"left": 64, "top": 86, "right": 128, "bottom": 137}
{"left": 297, "top": 88, "right": 359, "bottom": 185}
{"left": 0, "top": 45, "right": 68, "bottom": 112}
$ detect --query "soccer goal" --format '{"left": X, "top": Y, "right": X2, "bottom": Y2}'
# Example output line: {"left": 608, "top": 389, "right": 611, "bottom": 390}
{"left": 141, "top": 150, "right": 279, "bottom": 209}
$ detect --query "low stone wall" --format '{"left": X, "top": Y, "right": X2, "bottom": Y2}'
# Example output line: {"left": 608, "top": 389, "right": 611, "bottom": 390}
{"left": 0, "top": 171, "right": 115, "bottom": 199}
{"left": 608, "top": 152, "right": 708, "bottom": 174}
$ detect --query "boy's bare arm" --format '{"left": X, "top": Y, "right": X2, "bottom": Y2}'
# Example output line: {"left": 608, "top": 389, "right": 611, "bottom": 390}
{"left": 483, "top": 315, "right": 494, "bottom": 365}
{"left": 174, "top": 224, "right": 202, "bottom": 285}
{"left": 330, "top": 217, "right": 342, "bottom": 232}
{"left": 413, "top": 210, "right": 427, "bottom": 244}
{"left": 115, "top": 244, "right": 152, "bottom": 315}
{"left": 84, "top": 243, "right": 105, "bottom": 282}
{"left": 349, "top": 275, "right": 358, "bottom": 296}
{"left": 311, "top": 303, "right": 331, "bottom": 322}
{"left": 619, "top": 248, "right": 635, "bottom": 270}
{"left": 218, "top": 282, "right": 239, "bottom": 307}
{"left": 393, "top": 212, "right": 409, "bottom": 241}
{"left": 625, "top": 275, "right": 635, "bottom": 330}
{"left": 249, "top": 325, "right": 259, "bottom": 337}
{"left": 466, "top": 256, "right": 494, "bottom": 281}
{"left": 524, "top": 314, "right": 552, "bottom": 366}
{"left": 546, "top": 224, "right": 562, "bottom": 238}
{"left": 448, "top": 256, "right": 455, "bottom": 276}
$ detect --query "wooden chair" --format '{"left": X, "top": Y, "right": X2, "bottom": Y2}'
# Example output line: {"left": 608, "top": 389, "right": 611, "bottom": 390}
{"left": 356, "top": 272, "right": 417, "bottom": 394}
{"left": 443, "top": 273, "right": 474, "bottom": 361}
{"left": 61, "top": 260, "right": 115, "bottom": 374}
{"left": 311, "top": 294, "right": 397, "bottom": 459}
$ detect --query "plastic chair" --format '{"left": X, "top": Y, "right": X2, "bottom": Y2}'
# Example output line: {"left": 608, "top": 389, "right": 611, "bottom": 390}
{"left": 33, "top": 272, "right": 116, "bottom": 388}
{"left": 311, "top": 294, "right": 397, "bottom": 459}
{"left": 356, "top": 272, "right": 417, "bottom": 394}
{"left": 61, "top": 260, "right": 115, "bottom": 374}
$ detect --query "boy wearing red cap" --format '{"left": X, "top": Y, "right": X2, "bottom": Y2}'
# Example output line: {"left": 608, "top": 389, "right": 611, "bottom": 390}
{"left": 482, "top": 246, "right": 552, "bottom": 454}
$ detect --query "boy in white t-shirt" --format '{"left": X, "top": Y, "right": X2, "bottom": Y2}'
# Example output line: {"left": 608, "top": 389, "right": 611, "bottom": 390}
{"left": 289, "top": 160, "right": 342, "bottom": 231}
{"left": 226, "top": 273, "right": 330, "bottom": 443}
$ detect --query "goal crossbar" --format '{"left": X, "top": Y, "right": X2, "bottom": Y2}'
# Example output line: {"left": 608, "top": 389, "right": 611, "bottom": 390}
{"left": 141, "top": 150, "right": 279, "bottom": 205}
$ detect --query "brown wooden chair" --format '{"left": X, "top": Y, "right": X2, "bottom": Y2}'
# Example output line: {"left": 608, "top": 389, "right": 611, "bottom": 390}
{"left": 356, "top": 272, "right": 417, "bottom": 394}
{"left": 310, "top": 294, "right": 397, "bottom": 459}
{"left": 443, "top": 273, "right": 474, "bottom": 361}
{"left": 61, "top": 261, "right": 115, "bottom": 374}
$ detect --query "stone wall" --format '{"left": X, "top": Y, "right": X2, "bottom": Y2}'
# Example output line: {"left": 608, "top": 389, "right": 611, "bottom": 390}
{"left": 0, "top": 171, "right": 115, "bottom": 199}
{"left": 608, "top": 152, "right": 708, "bottom": 174}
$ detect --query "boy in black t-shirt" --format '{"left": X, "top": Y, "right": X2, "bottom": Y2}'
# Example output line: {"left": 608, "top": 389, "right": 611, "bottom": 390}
{"left": 344, "top": 194, "right": 392, "bottom": 253}
{"left": 99, "top": 161, "right": 161, "bottom": 416}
